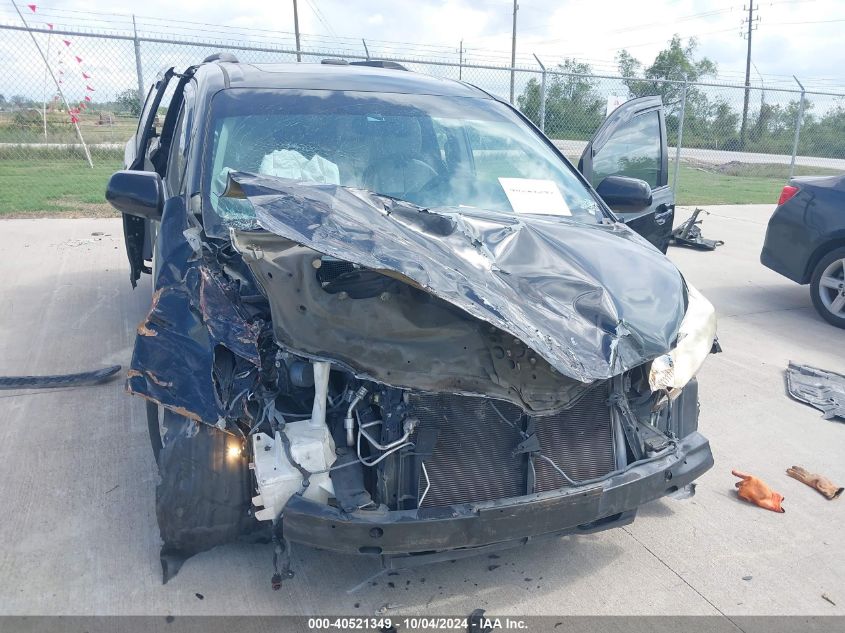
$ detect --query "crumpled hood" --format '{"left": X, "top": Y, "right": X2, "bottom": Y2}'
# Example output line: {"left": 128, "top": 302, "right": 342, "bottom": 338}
{"left": 226, "top": 172, "right": 687, "bottom": 388}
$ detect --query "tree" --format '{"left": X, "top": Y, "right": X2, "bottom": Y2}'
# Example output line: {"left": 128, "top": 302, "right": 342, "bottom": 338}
{"left": 802, "top": 103, "right": 845, "bottom": 158}
{"left": 116, "top": 88, "right": 142, "bottom": 116}
{"left": 517, "top": 59, "right": 606, "bottom": 140}
{"left": 10, "top": 94, "right": 32, "bottom": 109}
{"left": 616, "top": 50, "right": 652, "bottom": 99}
{"left": 617, "top": 35, "right": 716, "bottom": 108}
{"left": 616, "top": 35, "right": 720, "bottom": 145}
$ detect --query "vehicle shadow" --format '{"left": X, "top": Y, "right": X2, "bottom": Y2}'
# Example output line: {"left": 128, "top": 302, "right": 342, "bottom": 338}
{"left": 636, "top": 498, "right": 676, "bottom": 518}
{"left": 701, "top": 281, "right": 812, "bottom": 319}
{"left": 177, "top": 528, "right": 628, "bottom": 616}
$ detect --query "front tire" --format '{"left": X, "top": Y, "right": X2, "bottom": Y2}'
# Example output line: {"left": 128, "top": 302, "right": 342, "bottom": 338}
{"left": 156, "top": 410, "right": 256, "bottom": 582}
{"left": 810, "top": 246, "right": 845, "bottom": 329}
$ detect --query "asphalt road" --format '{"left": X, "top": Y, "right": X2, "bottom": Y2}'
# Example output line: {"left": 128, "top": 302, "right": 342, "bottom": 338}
{"left": 0, "top": 207, "right": 843, "bottom": 617}
{"left": 552, "top": 140, "right": 845, "bottom": 171}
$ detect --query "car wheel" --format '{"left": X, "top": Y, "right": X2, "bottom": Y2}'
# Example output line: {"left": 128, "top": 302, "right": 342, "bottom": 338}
{"left": 810, "top": 246, "right": 845, "bottom": 329}
{"left": 156, "top": 409, "right": 255, "bottom": 582}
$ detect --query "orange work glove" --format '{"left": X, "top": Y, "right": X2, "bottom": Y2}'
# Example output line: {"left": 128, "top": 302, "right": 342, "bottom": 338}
{"left": 732, "top": 470, "right": 785, "bottom": 513}
{"left": 786, "top": 466, "right": 843, "bottom": 500}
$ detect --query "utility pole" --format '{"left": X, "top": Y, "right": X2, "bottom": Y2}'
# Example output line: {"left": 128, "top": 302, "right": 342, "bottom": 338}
{"left": 459, "top": 40, "right": 463, "bottom": 80}
{"left": 740, "top": 1, "right": 759, "bottom": 148}
{"left": 132, "top": 15, "right": 145, "bottom": 104}
{"left": 292, "top": 0, "right": 301, "bottom": 62}
{"left": 509, "top": 0, "right": 518, "bottom": 103}
{"left": 533, "top": 54, "right": 546, "bottom": 132}
{"left": 789, "top": 76, "right": 806, "bottom": 179}
{"left": 41, "top": 27, "right": 51, "bottom": 139}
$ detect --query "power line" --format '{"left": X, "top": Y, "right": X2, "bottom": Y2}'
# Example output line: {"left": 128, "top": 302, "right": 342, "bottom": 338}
{"left": 595, "top": 26, "right": 739, "bottom": 51}
{"left": 534, "top": 5, "right": 738, "bottom": 44}
{"left": 6, "top": 4, "right": 845, "bottom": 91}
{"left": 604, "top": 6, "right": 739, "bottom": 34}
{"left": 766, "top": 17, "right": 845, "bottom": 25}
{"left": 304, "top": 0, "right": 337, "bottom": 38}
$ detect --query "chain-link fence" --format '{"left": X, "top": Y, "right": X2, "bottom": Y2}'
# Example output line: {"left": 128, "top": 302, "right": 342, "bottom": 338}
{"left": 2, "top": 20, "right": 844, "bottom": 213}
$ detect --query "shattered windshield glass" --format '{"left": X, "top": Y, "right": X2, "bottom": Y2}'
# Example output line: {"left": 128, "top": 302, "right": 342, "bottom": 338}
{"left": 201, "top": 88, "right": 602, "bottom": 234}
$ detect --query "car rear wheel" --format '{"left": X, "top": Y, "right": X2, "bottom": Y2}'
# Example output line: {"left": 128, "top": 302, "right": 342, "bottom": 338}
{"left": 810, "top": 247, "right": 845, "bottom": 329}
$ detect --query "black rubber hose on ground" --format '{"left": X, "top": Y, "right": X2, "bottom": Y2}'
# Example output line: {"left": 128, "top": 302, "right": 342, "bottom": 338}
{"left": 0, "top": 365, "right": 121, "bottom": 390}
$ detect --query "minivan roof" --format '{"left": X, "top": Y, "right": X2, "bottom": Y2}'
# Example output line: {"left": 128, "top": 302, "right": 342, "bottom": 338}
{"left": 199, "top": 61, "right": 488, "bottom": 98}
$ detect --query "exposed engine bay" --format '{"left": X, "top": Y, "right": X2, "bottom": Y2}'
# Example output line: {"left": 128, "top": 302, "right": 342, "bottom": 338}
{"left": 128, "top": 175, "right": 715, "bottom": 584}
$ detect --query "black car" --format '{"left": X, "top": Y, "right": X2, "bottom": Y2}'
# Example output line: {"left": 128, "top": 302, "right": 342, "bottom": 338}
{"left": 106, "top": 55, "right": 716, "bottom": 584}
{"left": 761, "top": 176, "right": 845, "bottom": 328}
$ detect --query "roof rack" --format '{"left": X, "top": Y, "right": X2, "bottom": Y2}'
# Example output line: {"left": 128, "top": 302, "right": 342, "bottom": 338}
{"left": 202, "top": 52, "right": 239, "bottom": 64}
{"left": 320, "top": 58, "right": 349, "bottom": 65}
{"left": 349, "top": 60, "right": 409, "bottom": 71}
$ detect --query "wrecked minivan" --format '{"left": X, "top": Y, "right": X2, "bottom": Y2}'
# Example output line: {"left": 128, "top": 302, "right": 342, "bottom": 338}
{"left": 107, "top": 55, "right": 716, "bottom": 585}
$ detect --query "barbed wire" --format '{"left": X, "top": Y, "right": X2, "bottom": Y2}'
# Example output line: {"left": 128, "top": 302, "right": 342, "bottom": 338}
{"left": 1, "top": 3, "right": 844, "bottom": 91}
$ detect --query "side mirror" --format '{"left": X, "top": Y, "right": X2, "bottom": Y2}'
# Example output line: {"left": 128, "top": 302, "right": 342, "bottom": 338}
{"left": 106, "top": 170, "right": 163, "bottom": 221}
{"left": 595, "top": 175, "right": 652, "bottom": 212}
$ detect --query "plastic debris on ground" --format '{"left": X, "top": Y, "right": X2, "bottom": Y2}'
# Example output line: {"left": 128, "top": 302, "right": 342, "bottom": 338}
{"left": 670, "top": 208, "right": 724, "bottom": 251}
{"left": 785, "top": 361, "right": 845, "bottom": 420}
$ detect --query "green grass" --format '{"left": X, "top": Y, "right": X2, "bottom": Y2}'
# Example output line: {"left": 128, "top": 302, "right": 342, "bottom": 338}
{"left": 675, "top": 164, "right": 782, "bottom": 205}
{"left": 0, "top": 158, "right": 121, "bottom": 215}
{"left": 674, "top": 162, "right": 842, "bottom": 206}
{"left": 1, "top": 154, "right": 842, "bottom": 216}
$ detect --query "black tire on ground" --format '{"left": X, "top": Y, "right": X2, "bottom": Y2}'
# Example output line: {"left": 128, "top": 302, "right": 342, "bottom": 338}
{"left": 810, "top": 246, "right": 845, "bottom": 329}
{"left": 155, "top": 409, "right": 259, "bottom": 582}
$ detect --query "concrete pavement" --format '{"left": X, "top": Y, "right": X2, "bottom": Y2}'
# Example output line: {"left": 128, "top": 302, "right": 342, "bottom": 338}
{"left": 0, "top": 208, "right": 843, "bottom": 616}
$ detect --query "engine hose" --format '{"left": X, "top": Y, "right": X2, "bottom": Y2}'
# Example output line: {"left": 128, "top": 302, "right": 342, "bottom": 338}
{"left": 276, "top": 425, "right": 312, "bottom": 490}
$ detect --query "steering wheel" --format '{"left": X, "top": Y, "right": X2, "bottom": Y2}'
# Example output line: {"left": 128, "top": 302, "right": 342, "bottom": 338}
{"left": 364, "top": 157, "right": 439, "bottom": 198}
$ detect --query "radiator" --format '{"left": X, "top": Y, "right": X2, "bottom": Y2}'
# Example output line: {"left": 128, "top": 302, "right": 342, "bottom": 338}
{"left": 411, "top": 394, "right": 526, "bottom": 508}
{"left": 532, "top": 385, "right": 616, "bottom": 493}
{"left": 410, "top": 385, "right": 615, "bottom": 508}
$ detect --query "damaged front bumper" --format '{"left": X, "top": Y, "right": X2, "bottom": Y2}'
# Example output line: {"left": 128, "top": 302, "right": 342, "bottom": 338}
{"left": 281, "top": 431, "right": 712, "bottom": 558}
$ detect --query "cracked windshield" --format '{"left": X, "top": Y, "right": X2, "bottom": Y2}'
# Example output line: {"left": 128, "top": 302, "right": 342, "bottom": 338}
{"left": 205, "top": 88, "right": 600, "bottom": 227}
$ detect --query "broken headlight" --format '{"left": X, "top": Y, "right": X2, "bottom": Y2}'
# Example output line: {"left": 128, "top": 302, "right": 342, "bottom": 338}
{"left": 648, "top": 282, "right": 716, "bottom": 393}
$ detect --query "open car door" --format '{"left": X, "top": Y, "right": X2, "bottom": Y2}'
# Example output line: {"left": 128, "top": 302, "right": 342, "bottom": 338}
{"left": 121, "top": 68, "right": 176, "bottom": 287}
{"left": 579, "top": 96, "right": 673, "bottom": 252}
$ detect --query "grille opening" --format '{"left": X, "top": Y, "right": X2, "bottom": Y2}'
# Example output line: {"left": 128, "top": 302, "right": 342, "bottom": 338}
{"left": 410, "top": 385, "right": 615, "bottom": 508}
{"left": 532, "top": 386, "right": 616, "bottom": 493}
{"left": 412, "top": 394, "right": 526, "bottom": 508}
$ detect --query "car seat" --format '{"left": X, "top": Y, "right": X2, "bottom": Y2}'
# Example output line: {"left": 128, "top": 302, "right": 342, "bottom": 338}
{"left": 362, "top": 117, "right": 437, "bottom": 198}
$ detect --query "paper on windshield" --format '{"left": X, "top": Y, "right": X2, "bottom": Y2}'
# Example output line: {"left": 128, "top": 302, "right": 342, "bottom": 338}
{"left": 498, "top": 178, "right": 571, "bottom": 216}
